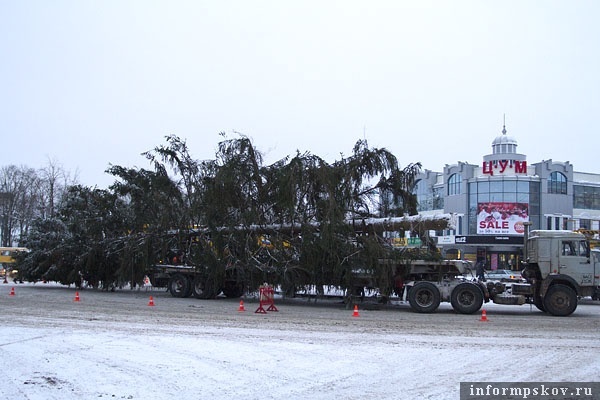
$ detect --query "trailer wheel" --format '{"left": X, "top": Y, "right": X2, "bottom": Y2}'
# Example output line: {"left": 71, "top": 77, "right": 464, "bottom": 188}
{"left": 192, "top": 276, "right": 206, "bottom": 299}
{"left": 408, "top": 282, "right": 440, "bottom": 313}
{"left": 450, "top": 283, "right": 483, "bottom": 314}
{"left": 192, "top": 276, "right": 221, "bottom": 299}
{"left": 543, "top": 284, "right": 577, "bottom": 316}
{"left": 168, "top": 274, "right": 191, "bottom": 298}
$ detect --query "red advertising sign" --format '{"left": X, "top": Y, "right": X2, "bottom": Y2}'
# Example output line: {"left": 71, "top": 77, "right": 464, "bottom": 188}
{"left": 477, "top": 202, "right": 529, "bottom": 235}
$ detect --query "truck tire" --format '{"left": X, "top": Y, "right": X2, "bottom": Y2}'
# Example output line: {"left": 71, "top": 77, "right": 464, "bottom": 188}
{"left": 408, "top": 282, "right": 441, "bottom": 313}
{"left": 192, "top": 276, "right": 221, "bottom": 299}
{"left": 168, "top": 273, "right": 191, "bottom": 298}
{"left": 543, "top": 284, "right": 577, "bottom": 316}
{"left": 450, "top": 283, "right": 483, "bottom": 314}
{"left": 192, "top": 276, "right": 206, "bottom": 299}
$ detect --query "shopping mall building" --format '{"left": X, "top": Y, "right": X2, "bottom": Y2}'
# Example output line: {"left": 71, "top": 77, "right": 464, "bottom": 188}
{"left": 413, "top": 124, "right": 600, "bottom": 270}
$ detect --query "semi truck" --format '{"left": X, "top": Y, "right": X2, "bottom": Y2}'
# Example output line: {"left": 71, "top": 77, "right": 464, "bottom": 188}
{"left": 397, "top": 229, "right": 600, "bottom": 316}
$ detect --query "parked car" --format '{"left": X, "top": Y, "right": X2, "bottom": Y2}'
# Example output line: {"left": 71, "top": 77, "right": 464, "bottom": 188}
{"left": 484, "top": 269, "right": 525, "bottom": 282}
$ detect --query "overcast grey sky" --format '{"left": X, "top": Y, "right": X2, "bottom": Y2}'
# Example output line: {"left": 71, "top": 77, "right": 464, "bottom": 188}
{"left": 1, "top": 0, "right": 598, "bottom": 188}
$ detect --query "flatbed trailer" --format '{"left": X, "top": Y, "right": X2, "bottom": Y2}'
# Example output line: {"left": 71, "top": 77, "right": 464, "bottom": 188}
{"left": 147, "top": 264, "right": 245, "bottom": 299}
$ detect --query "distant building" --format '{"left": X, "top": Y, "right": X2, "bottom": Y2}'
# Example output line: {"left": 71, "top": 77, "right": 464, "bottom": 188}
{"left": 413, "top": 123, "right": 600, "bottom": 270}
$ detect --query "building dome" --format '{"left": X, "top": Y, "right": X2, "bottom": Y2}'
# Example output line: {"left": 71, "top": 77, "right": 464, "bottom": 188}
{"left": 491, "top": 124, "right": 518, "bottom": 155}
{"left": 492, "top": 132, "right": 517, "bottom": 146}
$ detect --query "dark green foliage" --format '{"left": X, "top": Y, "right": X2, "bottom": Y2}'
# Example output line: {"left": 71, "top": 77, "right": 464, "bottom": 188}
{"left": 17, "top": 133, "right": 439, "bottom": 295}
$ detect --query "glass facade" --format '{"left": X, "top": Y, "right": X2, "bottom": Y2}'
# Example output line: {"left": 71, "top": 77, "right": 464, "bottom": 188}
{"left": 433, "top": 187, "right": 444, "bottom": 210}
{"left": 468, "top": 179, "right": 540, "bottom": 234}
{"left": 414, "top": 180, "right": 445, "bottom": 211}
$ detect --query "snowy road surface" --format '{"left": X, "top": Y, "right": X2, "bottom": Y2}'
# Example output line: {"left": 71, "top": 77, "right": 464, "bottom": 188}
{"left": 1, "top": 283, "right": 599, "bottom": 400}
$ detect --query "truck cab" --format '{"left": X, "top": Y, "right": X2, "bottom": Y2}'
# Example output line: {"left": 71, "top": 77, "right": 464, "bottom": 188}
{"left": 527, "top": 230, "right": 594, "bottom": 284}
{"left": 524, "top": 230, "right": 599, "bottom": 315}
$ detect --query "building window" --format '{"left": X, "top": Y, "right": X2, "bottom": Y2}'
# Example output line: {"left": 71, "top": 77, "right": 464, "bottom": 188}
{"left": 433, "top": 187, "right": 444, "bottom": 209}
{"left": 448, "top": 174, "right": 462, "bottom": 195}
{"left": 574, "top": 185, "right": 600, "bottom": 209}
{"left": 414, "top": 180, "right": 445, "bottom": 212}
{"left": 414, "top": 179, "right": 431, "bottom": 211}
{"left": 548, "top": 172, "right": 567, "bottom": 194}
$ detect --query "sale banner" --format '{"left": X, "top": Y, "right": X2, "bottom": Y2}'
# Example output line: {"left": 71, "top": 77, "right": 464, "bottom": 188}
{"left": 477, "top": 202, "right": 529, "bottom": 235}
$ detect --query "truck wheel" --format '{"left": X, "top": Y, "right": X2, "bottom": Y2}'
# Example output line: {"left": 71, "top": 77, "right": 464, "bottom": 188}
{"left": 543, "top": 284, "right": 577, "bottom": 316}
{"left": 408, "top": 282, "right": 440, "bottom": 313}
{"left": 192, "top": 276, "right": 206, "bottom": 299}
{"left": 192, "top": 276, "right": 221, "bottom": 299}
{"left": 450, "top": 283, "right": 483, "bottom": 314}
{"left": 168, "top": 274, "right": 191, "bottom": 298}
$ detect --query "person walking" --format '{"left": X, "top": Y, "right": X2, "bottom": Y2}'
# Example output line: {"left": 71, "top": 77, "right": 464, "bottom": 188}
{"left": 476, "top": 260, "right": 486, "bottom": 282}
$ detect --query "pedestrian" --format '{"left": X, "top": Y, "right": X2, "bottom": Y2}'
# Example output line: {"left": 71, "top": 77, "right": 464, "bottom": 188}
{"left": 476, "top": 260, "right": 486, "bottom": 282}
{"left": 394, "top": 276, "right": 405, "bottom": 302}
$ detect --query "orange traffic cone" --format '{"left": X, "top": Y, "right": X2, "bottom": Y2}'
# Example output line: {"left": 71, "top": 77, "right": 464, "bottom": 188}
{"left": 480, "top": 309, "right": 488, "bottom": 322}
{"left": 74, "top": 291, "right": 80, "bottom": 302}
{"left": 9, "top": 287, "right": 15, "bottom": 296}
{"left": 352, "top": 304, "right": 360, "bottom": 317}
{"left": 148, "top": 296, "right": 155, "bottom": 306}
{"left": 238, "top": 299, "right": 245, "bottom": 312}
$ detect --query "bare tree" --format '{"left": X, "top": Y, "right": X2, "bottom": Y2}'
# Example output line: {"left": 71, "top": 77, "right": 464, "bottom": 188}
{"left": 0, "top": 165, "right": 39, "bottom": 246}
{"left": 38, "top": 157, "right": 74, "bottom": 219}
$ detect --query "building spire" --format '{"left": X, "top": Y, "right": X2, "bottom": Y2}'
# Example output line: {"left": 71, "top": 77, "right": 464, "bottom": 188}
{"left": 502, "top": 114, "right": 507, "bottom": 135}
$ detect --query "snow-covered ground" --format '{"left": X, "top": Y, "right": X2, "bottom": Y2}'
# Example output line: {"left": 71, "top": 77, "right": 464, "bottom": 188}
{"left": 1, "top": 283, "right": 599, "bottom": 400}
